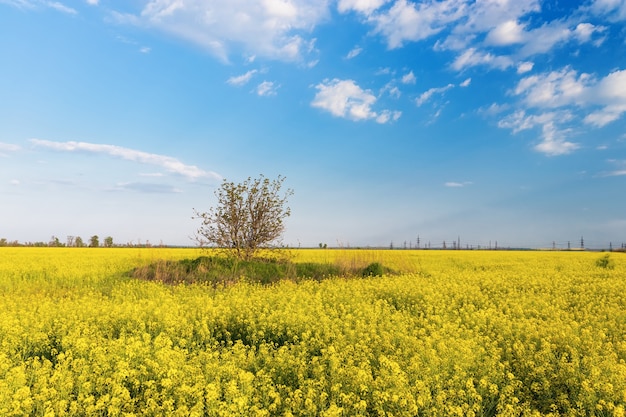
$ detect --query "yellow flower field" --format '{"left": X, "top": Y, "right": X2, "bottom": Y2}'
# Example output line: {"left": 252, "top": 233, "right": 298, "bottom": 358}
{"left": 0, "top": 248, "right": 625, "bottom": 416}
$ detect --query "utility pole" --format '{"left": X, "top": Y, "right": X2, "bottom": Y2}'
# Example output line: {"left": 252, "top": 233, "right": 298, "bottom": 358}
{"left": 581, "top": 236, "right": 584, "bottom": 250}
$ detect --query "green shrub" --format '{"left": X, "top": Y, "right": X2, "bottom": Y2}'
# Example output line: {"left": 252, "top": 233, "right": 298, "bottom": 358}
{"left": 362, "top": 262, "right": 385, "bottom": 277}
{"left": 595, "top": 254, "right": 615, "bottom": 269}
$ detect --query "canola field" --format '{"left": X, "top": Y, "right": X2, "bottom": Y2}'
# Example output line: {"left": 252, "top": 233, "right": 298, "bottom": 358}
{"left": 0, "top": 248, "right": 625, "bottom": 416}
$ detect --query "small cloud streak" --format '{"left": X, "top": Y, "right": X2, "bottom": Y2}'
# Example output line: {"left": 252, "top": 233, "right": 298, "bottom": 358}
{"left": 0, "top": 142, "right": 21, "bottom": 157}
{"left": 113, "top": 182, "right": 183, "bottom": 194}
{"left": 600, "top": 160, "right": 626, "bottom": 177}
{"left": 445, "top": 181, "right": 473, "bottom": 187}
{"left": 416, "top": 84, "right": 453, "bottom": 106}
{"left": 401, "top": 71, "right": 416, "bottom": 84}
{"left": 257, "top": 81, "right": 278, "bottom": 96}
{"left": 227, "top": 70, "right": 258, "bottom": 86}
{"left": 30, "top": 139, "right": 221, "bottom": 181}
{"left": 47, "top": 1, "right": 77, "bottom": 14}
{"left": 346, "top": 46, "right": 363, "bottom": 59}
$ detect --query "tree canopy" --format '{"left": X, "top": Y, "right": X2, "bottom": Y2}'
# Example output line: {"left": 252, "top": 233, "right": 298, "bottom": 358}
{"left": 194, "top": 175, "right": 293, "bottom": 260}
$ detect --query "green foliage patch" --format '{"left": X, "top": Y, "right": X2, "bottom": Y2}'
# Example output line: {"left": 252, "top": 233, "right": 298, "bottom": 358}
{"left": 595, "top": 254, "right": 615, "bottom": 269}
{"left": 131, "top": 256, "right": 392, "bottom": 285}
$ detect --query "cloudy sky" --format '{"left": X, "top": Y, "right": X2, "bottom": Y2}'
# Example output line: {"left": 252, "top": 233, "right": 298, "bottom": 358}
{"left": 1, "top": 0, "right": 625, "bottom": 249}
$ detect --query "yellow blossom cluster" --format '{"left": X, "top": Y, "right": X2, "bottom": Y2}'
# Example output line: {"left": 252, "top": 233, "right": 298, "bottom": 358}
{"left": 0, "top": 248, "right": 624, "bottom": 416}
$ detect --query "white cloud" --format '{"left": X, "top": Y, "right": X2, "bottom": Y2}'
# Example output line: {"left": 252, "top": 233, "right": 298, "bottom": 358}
{"left": 590, "top": 69, "right": 626, "bottom": 125}
{"left": 0, "top": 142, "right": 21, "bottom": 156}
{"left": 257, "top": 80, "right": 279, "bottom": 96}
{"left": 401, "top": 71, "right": 416, "bottom": 84}
{"left": 517, "top": 61, "right": 534, "bottom": 74}
{"left": 125, "top": 0, "right": 330, "bottom": 62}
{"left": 337, "top": 0, "right": 389, "bottom": 15}
{"left": 451, "top": 48, "right": 514, "bottom": 71}
{"left": 498, "top": 67, "right": 626, "bottom": 155}
{"left": 445, "top": 181, "right": 472, "bottom": 187}
{"left": 459, "top": 77, "right": 471, "bottom": 87}
{"left": 518, "top": 21, "right": 598, "bottom": 57}
{"left": 574, "top": 22, "right": 600, "bottom": 42}
{"left": 389, "top": 86, "right": 401, "bottom": 98}
{"left": 479, "top": 102, "right": 510, "bottom": 116}
{"left": 346, "top": 46, "right": 363, "bottom": 59}
{"left": 311, "top": 78, "right": 400, "bottom": 123}
{"left": 514, "top": 67, "right": 592, "bottom": 108}
{"left": 498, "top": 111, "right": 579, "bottom": 156}
{"left": 46, "top": 1, "right": 76, "bottom": 14}
{"left": 86, "top": 0, "right": 99, "bottom": 4}
{"left": 416, "top": 83, "right": 454, "bottom": 106}
{"left": 485, "top": 20, "right": 525, "bottom": 45}
{"left": 29, "top": 139, "right": 221, "bottom": 181}
{"left": 1, "top": 0, "right": 77, "bottom": 13}
{"left": 584, "top": 104, "right": 626, "bottom": 127}
{"left": 590, "top": 0, "right": 626, "bottom": 21}
{"left": 227, "top": 70, "right": 258, "bottom": 86}
{"left": 369, "top": 0, "right": 468, "bottom": 49}
{"left": 533, "top": 119, "right": 579, "bottom": 156}
{"left": 10, "top": 179, "right": 21, "bottom": 186}
{"left": 376, "top": 110, "right": 402, "bottom": 123}
{"left": 512, "top": 67, "right": 626, "bottom": 127}
{"left": 113, "top": 182, "right": 183, "bottom": 194}
{"left": 602, "top": 160, "right": 626, "bottom": 176}
{"left": 435, "top": 0, "right": 540, "bottom": 52}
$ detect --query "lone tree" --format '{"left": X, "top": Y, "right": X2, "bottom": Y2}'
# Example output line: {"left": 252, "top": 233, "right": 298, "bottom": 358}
{"left": 193, "top": 174, "right": 293, "bottom": 260}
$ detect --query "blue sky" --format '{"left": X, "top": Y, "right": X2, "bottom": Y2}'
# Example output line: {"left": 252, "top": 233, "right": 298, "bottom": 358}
{"left": 1, "top": 0, "right": 625, "bottom": 249}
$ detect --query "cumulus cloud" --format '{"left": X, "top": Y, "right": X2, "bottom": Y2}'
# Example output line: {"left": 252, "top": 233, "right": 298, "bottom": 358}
{"left": 517, "top": 61, "right": 534, "bottom": 74}
{"left": 510, "top": 67, "right": 626, "bottom": 127}
{"left": 337, "top": 0, "right": 603, "bottom": 75}
{"left": 368, "top": 0, "right": 468, "bottom": 49}
{"left": 485, "top": 20, "right": 526, "bottom": 45}
{"left": 118, "top": 0, "right": 330, "bottom": 62}
{"left": 30, "top": 139, "right": 221, "bottom": 181}
{"left": 584, "top": 69, "right": 626, "bottom": 126}
{"left": 498, "top": 110, "right": 579, "bottom": 156}
{"left": 337, "top": 0, "right": 390, "bottom": 15}
{"left": 513, "top": 67, "right": 592, "bottom": 108}
{"left": 311, "top": 78, "right": 400, "bottom": 123}
{"left": 518, "top": 21, "right": 604, "bottom": 57}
